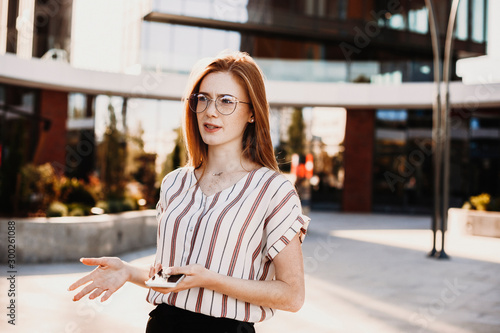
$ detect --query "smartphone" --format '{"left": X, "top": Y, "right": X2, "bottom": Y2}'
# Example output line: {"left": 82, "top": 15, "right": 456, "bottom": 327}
{"left": 145, "top": 271, "right": 186, "bottom": 288}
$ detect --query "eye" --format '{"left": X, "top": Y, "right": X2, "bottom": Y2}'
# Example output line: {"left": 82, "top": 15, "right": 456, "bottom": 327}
{"left": 219, "top": 95, "right": 237, "bottom": 105}
{"left": 197, "top": 94, "right": 209, "bottom": 102}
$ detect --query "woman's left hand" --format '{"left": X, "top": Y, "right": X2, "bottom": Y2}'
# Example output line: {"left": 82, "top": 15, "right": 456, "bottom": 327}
{"left": 151, "top": 264, "right": 214, "bottom": 294}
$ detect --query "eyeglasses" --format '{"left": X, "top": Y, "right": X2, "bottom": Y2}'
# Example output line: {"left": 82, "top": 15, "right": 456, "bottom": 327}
{"left": 188, "top": 93, "right": 251, "bottom": 115}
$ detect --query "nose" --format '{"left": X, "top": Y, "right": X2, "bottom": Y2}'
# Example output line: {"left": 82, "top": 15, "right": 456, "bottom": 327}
{"left": 205, "top": 99, "right": 218, "bottom": 117}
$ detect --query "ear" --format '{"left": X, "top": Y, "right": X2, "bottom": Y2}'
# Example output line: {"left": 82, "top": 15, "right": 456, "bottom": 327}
{"left": 248, "top": 114, "right": 255, "bottom": 123}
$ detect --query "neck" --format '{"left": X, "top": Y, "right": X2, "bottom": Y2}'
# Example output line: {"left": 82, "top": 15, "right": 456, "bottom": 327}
{"left": 205, "top": 145, "right": 245, "bottom": 174}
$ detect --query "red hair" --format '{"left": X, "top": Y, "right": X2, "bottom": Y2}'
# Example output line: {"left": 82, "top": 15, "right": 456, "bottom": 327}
{"left": 182, "top": 51, "right": 279, "bottom": 172}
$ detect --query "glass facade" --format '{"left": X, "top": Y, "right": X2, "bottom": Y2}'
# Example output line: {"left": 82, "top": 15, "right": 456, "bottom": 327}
{"left": 471, "top": 0, "right": 486, "bottom": 43}
{"left": 0, "top": 84, "right": 39, "bottom": 214}
{"left": 66, "top": 93, "right": 96, "bottom": 180}
{"left": 141, "top": 22, "right": 241, "bottom": 74}
{"left": 144, "top": 0, "right": 486, "bottom": 83}
{"left": 372, "top": 108, "right": 500, "bottom": 213}
{"left": 0, "top": 0, "right": 72, "bottom": 59}
{"left": 455, "top": 0, "right": 469, "bottom": 40}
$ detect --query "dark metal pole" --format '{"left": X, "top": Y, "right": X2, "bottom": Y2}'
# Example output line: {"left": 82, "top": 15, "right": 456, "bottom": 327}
{"left": 438, "top": 0, "right": 462, "bottom": 260}
{"left": 425, "top": 0, "right": 442, "bottom": 257}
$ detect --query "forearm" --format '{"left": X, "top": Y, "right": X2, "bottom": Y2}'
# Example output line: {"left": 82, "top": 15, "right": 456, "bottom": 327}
{"left": 159, "top": 236, "right": 306, "bottom": 311}
{"left": 205, "top": 270, "right": 304, "bottom": 312}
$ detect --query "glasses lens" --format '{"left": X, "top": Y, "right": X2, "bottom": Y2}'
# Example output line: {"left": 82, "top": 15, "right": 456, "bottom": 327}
{"left": 216, "top": 95, "right": 238, "bottom": 115}
{"left": 189, "top": 94, "right": 208, "bottom": 113}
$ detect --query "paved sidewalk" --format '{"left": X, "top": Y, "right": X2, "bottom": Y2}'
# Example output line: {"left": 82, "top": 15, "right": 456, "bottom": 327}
{"left": 1, "top": 211, "right": 499, "bottom": 332}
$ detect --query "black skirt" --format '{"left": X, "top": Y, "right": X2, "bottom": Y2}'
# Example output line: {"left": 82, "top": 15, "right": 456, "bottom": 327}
{"left": 146, "top": 303, "right": 256, "bottom": 333}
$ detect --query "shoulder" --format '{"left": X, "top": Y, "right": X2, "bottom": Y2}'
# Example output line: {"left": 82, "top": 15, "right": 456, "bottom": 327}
{"left": 159, "top": 167, "right": 193, "bottom": 190}
{"left": 255, "top": 167, "right": 298, "bottom": 197}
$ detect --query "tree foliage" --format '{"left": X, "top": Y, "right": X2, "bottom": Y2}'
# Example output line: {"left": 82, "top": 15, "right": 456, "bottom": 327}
{"left": 162, "top": 127, "right": 187, "bottom": 177}
{"left": 288, "top": 108, "right": 305, "bottom": 156}
{"left": 99, "top": 101, "right": 127, "bottom": 199}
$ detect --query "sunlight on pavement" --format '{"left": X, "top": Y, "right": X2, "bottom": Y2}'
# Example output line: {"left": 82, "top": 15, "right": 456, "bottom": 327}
{"left": 330, "top": 229, "right": 500, "bottom": 264}
{"left": 258, "top": 274, "right": 472, "bottom": 333}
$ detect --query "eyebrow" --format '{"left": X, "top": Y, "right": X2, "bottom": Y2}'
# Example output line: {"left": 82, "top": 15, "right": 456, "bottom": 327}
{"left": 198, "top": 92, "right": 236, "bottom": 98}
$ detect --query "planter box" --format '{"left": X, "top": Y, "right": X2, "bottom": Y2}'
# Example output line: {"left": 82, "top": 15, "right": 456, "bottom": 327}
{"left": 0, "top": 210, "right": 157, "bottom": 263}
{"left": 448, "top": 208, "right": 500, "bottom": 238}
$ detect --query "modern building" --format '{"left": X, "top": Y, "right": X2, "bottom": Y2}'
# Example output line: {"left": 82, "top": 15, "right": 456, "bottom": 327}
{"left": 1, "top": 0, "right": 499, "bottom": 216}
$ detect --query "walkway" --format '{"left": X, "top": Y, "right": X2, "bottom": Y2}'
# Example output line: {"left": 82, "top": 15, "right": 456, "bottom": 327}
{"left": 1, "top": 212, "right": 499, "bottom": 332}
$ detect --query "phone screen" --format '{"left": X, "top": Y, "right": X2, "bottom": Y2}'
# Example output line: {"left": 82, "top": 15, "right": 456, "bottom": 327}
{"left": 167, "top": 274, "right": 184, "bottom": 283}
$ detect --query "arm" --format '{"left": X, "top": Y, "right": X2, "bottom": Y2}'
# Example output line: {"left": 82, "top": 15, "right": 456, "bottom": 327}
{"left": 152, "top": 233, "right": 305, "bottom": 312}
{"left": 68, "top": 257, "right": 156, "bottom": 302}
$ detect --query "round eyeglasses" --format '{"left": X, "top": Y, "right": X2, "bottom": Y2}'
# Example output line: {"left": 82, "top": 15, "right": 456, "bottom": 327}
{"left": 188, "top": 93, "right": 251, "bottom": 115}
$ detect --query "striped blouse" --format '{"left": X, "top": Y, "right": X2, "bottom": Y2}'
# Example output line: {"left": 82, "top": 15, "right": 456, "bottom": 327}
{"left": 146, "top": 166, "right": 310, "bottom": 323}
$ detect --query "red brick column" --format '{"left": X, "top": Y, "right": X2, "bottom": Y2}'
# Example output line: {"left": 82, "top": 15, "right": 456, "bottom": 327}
{"left": 33, "top": 89, "right": 68, "bottom": 170}
{"left": 342, "top": 109, "right": 375, "bottom": 212}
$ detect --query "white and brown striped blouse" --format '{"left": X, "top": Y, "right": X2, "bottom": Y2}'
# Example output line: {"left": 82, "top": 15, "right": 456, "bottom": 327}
{"left": 146, "top": 166, "right": 310, "bottom": 323}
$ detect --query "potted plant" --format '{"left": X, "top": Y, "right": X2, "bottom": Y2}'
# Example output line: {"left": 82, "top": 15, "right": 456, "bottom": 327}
{"left": 449, "top": 193, "right": 500, "bottom": 238}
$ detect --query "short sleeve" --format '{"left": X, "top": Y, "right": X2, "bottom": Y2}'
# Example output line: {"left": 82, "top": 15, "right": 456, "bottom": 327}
{"left": 156, "top": 175, "right": 168, "bottom": 222}
{"left": 264, "top": 179, "right": 311, "bottom": 260}
{"left": 155, "top": 168, "right": 184, "bottom": 222}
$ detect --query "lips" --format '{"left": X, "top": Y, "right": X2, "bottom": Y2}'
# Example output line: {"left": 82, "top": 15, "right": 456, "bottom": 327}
{"left": 203, "top": 122, "right": 221, "bottom": 133}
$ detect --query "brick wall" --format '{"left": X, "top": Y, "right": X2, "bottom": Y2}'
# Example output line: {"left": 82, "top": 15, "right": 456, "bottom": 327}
{"left": 33, "top": 89, "right": 67, "bottom": 170}
{"left": 342, "top": 109, "right": 375, "bottom": 212}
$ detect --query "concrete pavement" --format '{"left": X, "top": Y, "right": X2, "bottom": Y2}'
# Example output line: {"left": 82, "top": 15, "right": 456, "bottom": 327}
{"left": 1, "top": 211, "right": 499, "bottom": 332}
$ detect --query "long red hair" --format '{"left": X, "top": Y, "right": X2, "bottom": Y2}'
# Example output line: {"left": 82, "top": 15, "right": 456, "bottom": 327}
{"left": 182, "top": 51, "right": 279, "bottom": 172}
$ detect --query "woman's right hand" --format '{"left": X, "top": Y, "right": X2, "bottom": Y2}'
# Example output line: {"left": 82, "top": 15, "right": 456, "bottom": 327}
{"left": 68, "top": 257, "right": 130, "bottom": 302}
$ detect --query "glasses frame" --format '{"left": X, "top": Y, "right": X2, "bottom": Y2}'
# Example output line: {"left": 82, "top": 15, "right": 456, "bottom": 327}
{"left": 188, "top": 93, "right": 251, "bottom": 116}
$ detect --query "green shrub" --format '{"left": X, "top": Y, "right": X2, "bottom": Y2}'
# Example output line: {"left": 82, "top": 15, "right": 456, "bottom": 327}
{"left": 488, "top": 197, "right": 500, "bottom": 212}
{"left": 69, "top": 207, "right": 85, "bottom": 216}
{"left": 46, "top": 202, "right": 68, "bottom": 217}
{"left": 107, "top": 200, "right": 123, "bottom": 214}
{"left": 95, "top": 197, "right": 137, "bottom": 214}
{"left": 66, "top": 203, "right": 91, "bottom": 216}
{"left": 20, "top": 163, "right": 60, "bottom": 214}
{"left": 122, "top": 197, "right": 137, "bottom": 211}
{"left": 60, "top": 178, "right": 96, "bottom": 207}
{"left": 96, "top": 200, "right": 109, "bottom": 213}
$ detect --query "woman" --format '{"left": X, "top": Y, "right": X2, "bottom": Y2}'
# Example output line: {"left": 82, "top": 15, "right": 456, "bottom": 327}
{"left": 69, "top": 51, "right": 310, "bottom": 332}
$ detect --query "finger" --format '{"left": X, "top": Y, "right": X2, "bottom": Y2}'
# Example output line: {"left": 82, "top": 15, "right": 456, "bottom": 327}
{"left": 80, "top": 257, "right": 106, "bottom": 267}
{"left": 155, "top": 263, "right": 162, "bottom": 274}
{"left": 148, "top": 265, "right": 155, "bottom": 278}
{"left": 73, "top": 283, "right": 97, "bottom": 301}
{"left": 100, "top": 288, "right": 116, "bottom": 302}
{"left": 68, "top": 274, "right": 93, "bottom": 291}
{"left": 165, "top": 266, "right": 185, "bottom": 275}
{"left": 89, "top": 288, "right": 105, "bottom": 300}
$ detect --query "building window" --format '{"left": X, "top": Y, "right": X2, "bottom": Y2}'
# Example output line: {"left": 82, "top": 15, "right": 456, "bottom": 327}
{"left": 152, "top": 0, "right": 248, "bottom": 23}
{"left": 471, "top": 0, "right": 485, "bottom": 43}
{"left": 373, "top": 109, "right": 434, "bottom": 213}
{"left": 141, "top": 22, "right": 241, "bottom": 74}
{"left": 408, "top": 6, "right": 428, "bottom": 34}
{"left": 455, "top": 0, "right": 469, "bottom": 41}
{"left": 387, "top": 13, "right": 405, "bottom": 30}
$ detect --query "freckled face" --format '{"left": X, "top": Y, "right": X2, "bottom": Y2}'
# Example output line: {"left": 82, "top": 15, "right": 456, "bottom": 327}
{"left": 196, "top": 72, "right": 253, "bottom": 150}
